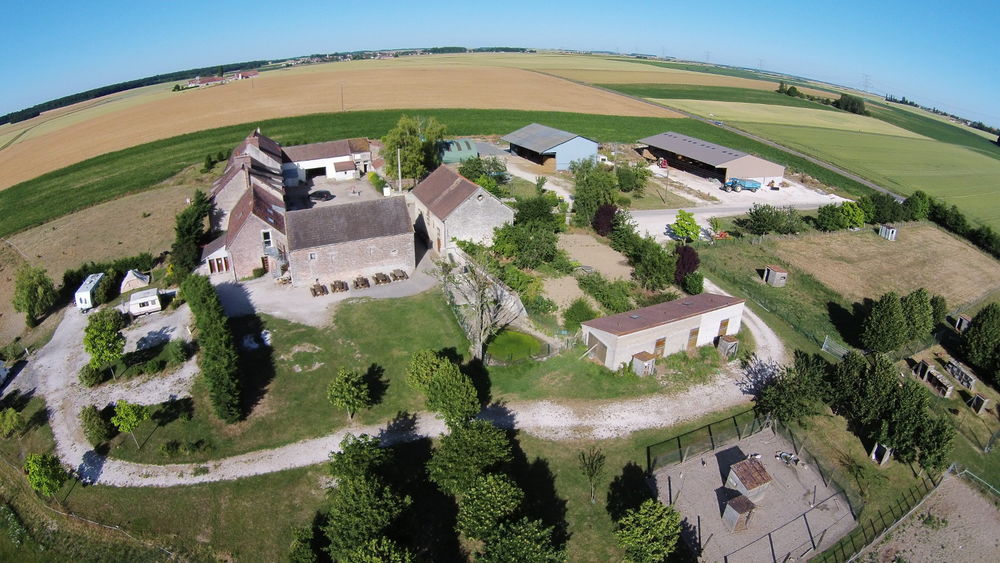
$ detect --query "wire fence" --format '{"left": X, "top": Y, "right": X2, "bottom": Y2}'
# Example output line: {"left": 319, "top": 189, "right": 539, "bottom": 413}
{"left": 645, "top": 408, "right": 767, "bottom": 473}
{"left": 811, "top": 474, "right": 940, "bottom": 563}
{"left": 950, "top": 463, "right": 1000, "bottom": 501}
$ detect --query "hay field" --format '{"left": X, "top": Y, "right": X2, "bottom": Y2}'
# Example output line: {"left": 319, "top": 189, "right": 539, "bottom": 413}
{"left": 738, "top": 123, "right": 1000, "bottom": 228}
{"left": 772, "top": 223, "right": 1000, "bottom": 305}
{"left": 0, "top": 62, "right": 676, "bottom": 190}
{"left": 659, "top": 100, "right": 927, "bottom": 138}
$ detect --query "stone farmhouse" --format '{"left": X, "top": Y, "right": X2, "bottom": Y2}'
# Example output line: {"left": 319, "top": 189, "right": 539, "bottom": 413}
{"left": 408, "top": 165, "right": 514, "bottom": 253}
{"left": 581, "top": 293, "right": 745, "bottom": 370}
{"left": 286, "top": 198, "right": 414, "bottom": 286}
{"left": 281, "top": 138, "right": 372, "bottom": 185}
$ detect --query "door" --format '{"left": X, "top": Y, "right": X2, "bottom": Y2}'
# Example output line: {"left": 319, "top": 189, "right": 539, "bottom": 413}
{"left": 261, "top": 257, "right": 270, "bottom": 272}
{"left": 587, "top": 334, "right": 607, "bottom": 365}
{"left": 718, "top": 319, "right": 730, "bottom": 337}
{"left": 654, "top": 338, "right": 666, "bottom": 358}
{"left": 687, "top": 328, "right": 699, "bottom": 349}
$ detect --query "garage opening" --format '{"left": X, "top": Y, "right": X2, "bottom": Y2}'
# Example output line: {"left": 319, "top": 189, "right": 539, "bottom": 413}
{"left": 305, "top": 168, "right": 325, "bottom": 183}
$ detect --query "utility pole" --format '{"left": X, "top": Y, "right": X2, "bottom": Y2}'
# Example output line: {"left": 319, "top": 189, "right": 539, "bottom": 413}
{"left": 340, "top": 82, "right": 344, "bottom": 112}
{"left": 705, "top": 51, "right": 711, "bottom": 64}
{"left": 863, "top": 74, "right": 871, "bottom": 93}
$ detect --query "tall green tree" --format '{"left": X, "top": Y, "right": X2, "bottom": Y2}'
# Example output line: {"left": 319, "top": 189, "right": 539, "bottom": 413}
{"left": 477, "top": 517, "right": 565, "bottom": 563}
{"left": 738, "top": 203, "right": 804, "bottom": 235}
{"left": 24, "top": 453, "right": 68, "bottom": 497}
{"left": 347, "top": 537, "right": 414, "bottom": 563}
{"left": 883, "top": 379, "right": 929, "bottom": 460}
{"left": 424, "top": 359, "right": 480, "bottom": 428}
{"left": 329, "top": 433, "right": 388, "bottom": 481}
{"left": 80, "top": 405, "right": 114, "bottom": 445}
{"left": 614, "top": 499, "right": 682, "bottom": 563}
{"left": 861, "top": 292, "right": 908, "bottom": 353}
{"left": 169, "top": 190, "right": 212, "bottom": 283}
{"left": 83, "top": 308, "right": 126, "bottom": 378}
{"left": 327, "top": 367, "right": 371, "bottom": 421}
{"left": 902, "top": 190, "right": 931, "bottom": 220}
{"left": 916, "top": 415, "right": 955, "bottom": 472}
{"left": 630, "top": 237, "right": 677, "bottom": 291}
{"left": 456, "top": 473, "right": 525, "bottom": 540}
{"left": 428, "top": 419, "right": 511, "bottom": 495}
{"left": 180, "top": 275, "right": 242, "bottom": 422}
{"left": 615, "top": 162, "right": 650, "bottom": 196}
{"left": 900, "top": 288, "right": 934, "bottom": 342}
{"left": 670, "top": 210, "right": 700, "bottom": 242}
{"left": 963, "top": 303, "right": 1000, "bottom": 377}
{"left": 12, "top": 266, "right": 57, "bottom": 327}
{"left": 840, "top": 201, "right": 867, "bottom": 228}
{"left": 111, "top": 399, "right": 151, "bottom": 448}
{"left": 324, "top": 475, "right": 411, "bottom": 560}
{"left": 0, "top": 408, "right": 25, "bottom": 438}
{"left": 930, "top": 295, "right": 948, "bottom": 327}
{"left": 381, "top": 115, "right": 446, "bottom": 182}
{"left": 570, "top": 158, "right": 615, "bottom": 227}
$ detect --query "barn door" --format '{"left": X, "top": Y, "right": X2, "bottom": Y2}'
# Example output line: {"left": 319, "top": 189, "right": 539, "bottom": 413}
{"left": 718, "top": 319, "right": 730, "bottom": 337}
{"left": 687, "top": 328, "right": 699, "bottom": 349}
{"left": 588, "top": 334, "right": 607, "bottom": 365}
{"left": 654, "top": 338, "right": 666, "bottom": 358}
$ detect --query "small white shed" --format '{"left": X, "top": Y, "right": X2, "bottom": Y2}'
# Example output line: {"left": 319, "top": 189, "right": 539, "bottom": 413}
{"left": 120, "top": 270, "right": 151, "bottom": 294}
{"left": 128, "top": 289, "right": 162, "bottom": 317}
{"left": 75, "top": 273, "right": 105, "bottom": 310}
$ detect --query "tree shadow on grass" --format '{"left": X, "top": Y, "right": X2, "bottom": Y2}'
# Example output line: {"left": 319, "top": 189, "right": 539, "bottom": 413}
{"left": 231, "top": 314, "right": 275, "bottom": 418}
{"left": 0, "top": 388, "right": 34, "bottom": 412}
{"left": 152, "top": 397, "right": 194, "bottom": 426}
{"left": 383, "top": 437, "right": 463, "bottom": 561}
{"left": 364, "top": 363, "right": 388, "bottom": 406}
{"left": 507, "top": 430, "right": 570, "bottom": 548}
{"left": 606, "top": 461, "right": 655, "bottom": 523}
{"left": 462, "top": 357, "right": 492, "bottom": 407}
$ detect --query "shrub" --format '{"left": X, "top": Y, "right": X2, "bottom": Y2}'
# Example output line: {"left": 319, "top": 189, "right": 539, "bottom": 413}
{"left": 251, "top": 267, "right": 266, "bottom": 279}
{"left": 592, "top": 204, "right": 618, "bottom": 236}
{"left": 523, "top": 294, "right": 557, "bottom": 315}
{"left": 79, "top": 364, "right": 107, "bottom": 387}
{"left": 368, "top": 172, "right": 387, "bottom": 190}
{"left": 80, "top": 405, "right": 114, "bottom": 445}
{"left": 614, "top": 194, "right": 632, "bottom": 208}
{"left": 563, "top": 298, "right": 598, "bottom": 332}
{"left": 141, "top": 358, "right": 167, "bottom": 375}
{"left": 682, "top": 272, "right": 704, "bottom": 295}
{"left": 164, "top": 340, "right": 188, "bottom": 366}
{"left": 578, "top": 273, "right": 634, "bottom": 313}
{"left": 674, "top": 245, "right": 700, "bottom": 285}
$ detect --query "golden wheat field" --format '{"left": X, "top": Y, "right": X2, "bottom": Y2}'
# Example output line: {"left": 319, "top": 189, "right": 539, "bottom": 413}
{"left": 0, "top": 58, "right": 681, "bottom": 190}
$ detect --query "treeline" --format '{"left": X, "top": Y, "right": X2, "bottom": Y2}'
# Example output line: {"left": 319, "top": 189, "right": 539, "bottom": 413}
{"left": 423, "top": 46, "right": 530, "bottom": 54}
{"left": 776, "top": 81, "right": 835, "bottom": 107}
{"left": 180, "top": 275, "right": 242, "bottom": 423}
{"left": 885, "top": 95, "right": 999, "bottom": 136}
{"left": 884, "top": 94, "right": 918, "bottom": 108}
{"left": 1, "top": 60, "right": 267, "bottom": 125}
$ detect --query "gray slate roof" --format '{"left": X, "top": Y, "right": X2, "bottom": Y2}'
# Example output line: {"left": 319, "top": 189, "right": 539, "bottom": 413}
{"left": 638, "top": 132, "right": 748, "bottom": 166}
{"left": 285, "top": 198, "right": 412, "bottom": 251}
{"left": 502, "top": 123, "right": 583, "bottom": 154}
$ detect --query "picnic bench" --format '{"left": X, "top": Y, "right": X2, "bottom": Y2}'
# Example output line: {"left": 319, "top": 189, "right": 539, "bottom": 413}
{"left": 373, "top": 272, "right": 391, "bottom": 285}
{"left": 330, "top": 280, "right": 349, "bottom": 293}
{"left": 310, "top": 283, "right": 328, "bottom": 297}
{"left": 391, "top": 269, "right": 409, "bottom": 281}
{"left": 353, "top": 276, "right": 371, "bottom": 289}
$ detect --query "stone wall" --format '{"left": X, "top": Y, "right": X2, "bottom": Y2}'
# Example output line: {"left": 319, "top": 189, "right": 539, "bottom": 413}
{"left": 287, "top": 232, "right": 416, "bottom": 286}
{"left": 228, "top": 215, "right": 286, "bottom": 279}
{"left": 446, "top": 187, "right": 514, "bottom": 248}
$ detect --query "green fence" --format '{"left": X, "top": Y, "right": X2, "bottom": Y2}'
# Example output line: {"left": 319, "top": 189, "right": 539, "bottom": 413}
{"left": 812, "top": 475, "right": 939, "bottom": 563}
{"left": 645, "top": 409, "right": 765, "bottom": 473}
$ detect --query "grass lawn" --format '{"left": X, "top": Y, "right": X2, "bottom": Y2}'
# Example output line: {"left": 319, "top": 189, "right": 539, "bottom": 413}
{"left": 698, "top": 236, "right": 852, "bottom": 351}
{"left": 486, "top": 329, "right": 542, "bottom": 363}
{"left": 489, "top": 348, "right": 662, "bottom": 400}
{"left": 507, "top": 176, "right": 539, "bottom": 200}
{"left": 626, "top": 178, "right": 696, "bottom": 210}
{"left": 107, "top": 291, "right": 469, "bottom": 464}
{"left": 867, "top": 102, "right": 1000, "bottom": 161}
{"left": 600, "top": 83, "right": 836, "bottom": 110}
{"left": 732, "top": 122, "right": 1000, "bottom": 229}
{"left": 0, "top": 110, "right": 877, "bottom": 240}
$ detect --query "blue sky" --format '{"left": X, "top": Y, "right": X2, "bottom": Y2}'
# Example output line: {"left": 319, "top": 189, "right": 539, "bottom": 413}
{"left": 3, "top": 0, "right": 998, "bottom": 125}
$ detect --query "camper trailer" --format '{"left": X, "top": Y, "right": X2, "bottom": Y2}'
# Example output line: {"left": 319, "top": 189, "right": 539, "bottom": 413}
{"left": 74, "top": 273, "right": 105, "bottom": 310}
{"left": 128, "top": 289, "right": 162, "bottom": 317}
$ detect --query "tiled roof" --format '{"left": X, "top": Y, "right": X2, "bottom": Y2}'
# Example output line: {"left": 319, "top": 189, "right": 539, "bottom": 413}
{"left": 583, "top": 293, "right": 745, "bottom": 336}
{"left": 333, "top": 160, "right": 357, "bottom": 172}
{"left": 410, "top": 165, "right": 479, "bottom": 220}
{"left": 285, "top": 198, "right": 411, "bottom": 251}
{"left": 226, "top": 186, "right": 286, "bottom": 246}
{"left": 638, "top": 132, "right": 748, "bottom": 167}
{"left": 282, "top": 138, "right": 369, "bottom": 163}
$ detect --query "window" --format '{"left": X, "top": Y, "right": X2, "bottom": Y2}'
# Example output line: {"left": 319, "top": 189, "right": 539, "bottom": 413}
{"left": 308, "top": 252, "right": 317, "bottom": 261}
{"left": 262, "top": 230, "right": 273, "bottom": 248}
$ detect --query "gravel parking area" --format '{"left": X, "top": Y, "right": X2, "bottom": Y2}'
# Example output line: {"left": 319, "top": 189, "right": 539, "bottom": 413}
{"left": 558, "top": 233, "right": 631, "bottom": 280}
{"left": 649, "top": 166, "right": 846, "bottom": 209}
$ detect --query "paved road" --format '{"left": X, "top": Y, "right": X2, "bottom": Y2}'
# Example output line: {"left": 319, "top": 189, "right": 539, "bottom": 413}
{"left": 630, "top": 202, "right": 833, "bottom": 241}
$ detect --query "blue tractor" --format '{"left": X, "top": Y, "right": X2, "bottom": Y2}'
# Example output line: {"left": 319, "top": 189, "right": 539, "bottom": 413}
{"left": 723, "top": 178, "right": 762, "bottom": 192}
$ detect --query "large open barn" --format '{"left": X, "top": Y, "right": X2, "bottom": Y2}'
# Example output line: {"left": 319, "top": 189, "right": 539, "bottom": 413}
{"left": 639, "top": 131, "right": 785, "bottom": 184}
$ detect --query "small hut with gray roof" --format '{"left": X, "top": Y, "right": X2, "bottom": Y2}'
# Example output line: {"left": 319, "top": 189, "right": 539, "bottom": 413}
{"left": 408, "top": 165, "right": 514, "bottom": 253}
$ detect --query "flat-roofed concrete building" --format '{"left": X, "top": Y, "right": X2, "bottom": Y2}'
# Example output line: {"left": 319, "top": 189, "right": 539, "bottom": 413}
{"left": 639, "top": 132, "right": 785, "bottom": 185}
{"left": 581, "top": 293, "right": 745, "bottom": 370}
{"left": 503, "top": 123, "right": 597, "bottom": 171}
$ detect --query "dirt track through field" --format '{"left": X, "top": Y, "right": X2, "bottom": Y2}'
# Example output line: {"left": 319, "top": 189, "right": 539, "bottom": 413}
{"left": 0, "top": 65, "right": 677, "bottom": 190}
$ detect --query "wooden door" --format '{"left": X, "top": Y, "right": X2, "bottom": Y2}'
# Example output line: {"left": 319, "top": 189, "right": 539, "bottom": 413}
{"left": 687, "top": 328, "right": 699, "bottom": 349}
{"left": 718, "top": 319, "right": 730, "bottom": 337}
{"left": 261, "top": 257, "right": 270, "bottom": 272}
{"left": 654, "top": 338, "right": 666, "bottom": 358}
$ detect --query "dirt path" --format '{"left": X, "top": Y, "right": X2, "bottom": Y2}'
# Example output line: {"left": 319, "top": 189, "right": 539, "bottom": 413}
{"left": 11, "top": 275, "right": 783, "bottom": 487}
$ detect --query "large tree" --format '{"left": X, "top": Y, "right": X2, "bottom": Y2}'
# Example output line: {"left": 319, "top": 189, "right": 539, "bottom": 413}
{"left": 900, "top": 288, "right": 934, "bottom": 342}
{"left": 963, "top": 303, "right": 1000, "bottom": 377}
{"left": 493, "top": 223, "right": 558, "bottom": 269}
{"left": 476, "top": 517, "right": 564, "bottom": 563}
{"left": 861, "top": 292, "right": 908, "bottom": 353}
{"left": 12, "top": 266, "right": 57, "bottom": 327}
{"left": 456, "top": 473, "right": 525, "bottom": 540}
{"left": 346, "top": 537, "right": 414, "bottom": 563}
{"left": 324, "top": 475, "right": 411, "bottom": 560}
{"left": 738, "top": 203, "right": 804, "bottom": 235}
{"left": 381, "top": 115, "right": 447, "bottom": 182}
{"left": 441, "top": 260, "right": 520, "bottom": 360}
{"left": 169, "top": 190, "right": 211, "bottom": 283}
{"left": 329, "top": 433, "right": 388, "bottom": 481}
{"left": 614, "top": 499, "right": 682, "bottom": 563}
{"left": 569, "top": 158, "right": 615, "bottom": 227}
{"left": 24, "top": 453, "right": 68, "bottom": 497}
{"left": 427, "top": 419, "right": 512, "bottom": 496}
{"left": 327, "top": 367, "right": 372, "bottom": 421}
{"left": 83, "top": 308, "right": 126, "bottom": 378}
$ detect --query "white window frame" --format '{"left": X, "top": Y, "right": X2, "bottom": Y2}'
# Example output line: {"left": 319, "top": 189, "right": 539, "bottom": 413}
{"left": 262, "top": 229, "right": 273, "bottom": 248}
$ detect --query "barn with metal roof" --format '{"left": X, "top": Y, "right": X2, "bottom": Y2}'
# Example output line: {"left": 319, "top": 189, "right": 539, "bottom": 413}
{"left": 639, "top": 132, "right": 785, "bottom": 184}
{"left": 502, "top": 123, "right": 597, "bottom": 171}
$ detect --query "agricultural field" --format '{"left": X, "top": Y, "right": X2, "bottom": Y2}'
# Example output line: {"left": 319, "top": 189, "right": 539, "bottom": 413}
{"left": 772, "top": 223, "right": 1000, "bottom": 306}
{"left": 738, "top": 123, "right": 1000, "bottom": 228}
{"left": 0, "top": 58, "right": 676, "bottom": 189}
{"left": 660, "top": 100, "right": 927, "bottom": 138}
{"left": 600, "top": 83, "right": 838, "bottom": 110}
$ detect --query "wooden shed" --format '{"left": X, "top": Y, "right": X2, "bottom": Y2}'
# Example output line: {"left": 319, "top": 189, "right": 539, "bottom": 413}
{"left": 725, "top": 458, "right": 773, "bottom": 502}
{"left": 723, "top": 495, "right": 756, "bottom": 532}
{"left": 763, "top": 264, "right": 788, "bottom": 287}
{"left": 955, "top": 314, "right": 972, "bottom": 333}
{"left": 631, "top": 351, "right": 657, "bottom": 376}
{"left": 879, "top": 224, "right": 897, "bottom": 241}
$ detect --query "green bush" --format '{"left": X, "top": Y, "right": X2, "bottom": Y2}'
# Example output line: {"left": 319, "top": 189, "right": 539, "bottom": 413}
{"left": 368, "top": 172, "right": 387, "bottom": 190}
{"left": 141, "top": 358, "right": 167, "bottom": 375}
{"left": 523, "top": 294, "right": 557, "bottom": 315}
{"left": 79, "top": 364, "right": 107, "bottom": 387}
{"left": 563, "top": 298, "right": 598, "bottom": 332}
{"left": 251, "top": 267, "right": 266, "bottom": 279}
{"left": 682, "top": 272, "right": 704, "bottom": 295}
{"left": 80, "top": 405, "right": 114, "bottom": 445}
{"left": 578, "top": 273, "right": 634, "bottom": 314}
{"left": 164, "top": 340, "right": 188, "bottom": 366}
